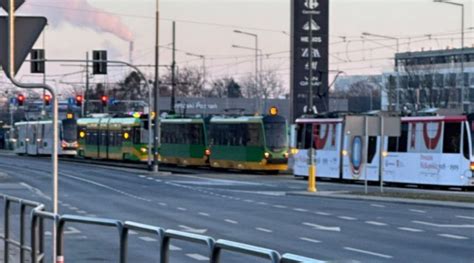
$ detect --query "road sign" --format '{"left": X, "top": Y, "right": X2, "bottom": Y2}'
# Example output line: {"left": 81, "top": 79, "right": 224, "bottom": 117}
{"left": 0, "top": 0, "right": 25, "bottom": 11}
{"left": 0, "top": 16, "right": 47, "bottom": 76}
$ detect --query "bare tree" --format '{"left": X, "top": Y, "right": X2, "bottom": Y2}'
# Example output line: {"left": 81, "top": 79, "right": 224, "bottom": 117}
{"left": 206, "top": 77, "right": 242, "bottom": 98}
{"left": 240, "top": 68, "right": 286, "bottom": 99}
{"left": 161, "top": 66, "right": 205, "bottom": 97}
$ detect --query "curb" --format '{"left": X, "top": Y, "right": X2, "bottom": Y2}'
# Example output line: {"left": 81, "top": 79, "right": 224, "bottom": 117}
{"left": 286, "top": 191, "right": 474, "bottom": 209}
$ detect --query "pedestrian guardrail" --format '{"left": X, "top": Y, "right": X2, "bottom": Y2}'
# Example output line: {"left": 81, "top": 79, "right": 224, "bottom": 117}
{"left": 1, "top": 194, "right": 324, "bottom": 263}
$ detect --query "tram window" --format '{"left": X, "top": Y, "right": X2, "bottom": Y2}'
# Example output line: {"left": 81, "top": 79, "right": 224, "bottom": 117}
{"left": 247, "top": 124, "right": 262, "bottom": 146}
{"left": 388, "top": 124, "right": 408, "bottom": 152}
{"left": 109, "top": 133, "right": 116, "bottom": 146}
{"left": 133, "top": 127, "right": 141, "bottom": 144}
{"left": 443, "top": 122, "right": 461, "bottom": 154}
{"left": 463, "top": 123, "right": 470, "bottom": 159}
{"left": 101, "top": 133, "right": 108, "bottom": 146}
{"left": 298, "top": 124, "right": 312, "bottom": 149}
{"left": 367, "top": 136, "right": 377, "bottom": 163}
{"left": 116, "top": 133, "right": 123, "bottom": 146}
{"left": 398, "top": 123, "right": 408, "bottom": 152}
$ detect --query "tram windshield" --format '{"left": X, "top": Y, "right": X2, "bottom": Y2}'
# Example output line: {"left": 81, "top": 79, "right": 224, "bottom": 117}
{"left": 264, "top": 122, "right": 287, "bottom": 150}
{"left": 62, "top": 119, "right": 77, "bottom": 142}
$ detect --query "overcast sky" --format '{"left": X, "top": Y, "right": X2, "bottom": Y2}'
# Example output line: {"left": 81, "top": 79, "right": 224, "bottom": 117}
{"left": 2, "top": 0, "right": 473, "bottom": 94}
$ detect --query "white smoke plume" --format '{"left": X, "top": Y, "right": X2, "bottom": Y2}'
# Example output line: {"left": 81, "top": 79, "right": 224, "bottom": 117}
{"left": 24, "top": 0, "right": 133, "bottom": 42}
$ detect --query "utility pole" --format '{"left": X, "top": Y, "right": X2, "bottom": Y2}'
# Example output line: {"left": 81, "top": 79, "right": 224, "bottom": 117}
{"left": 171, "top": 21, "right": 176, "bottom": 114}
{"left": 84, "top": 52, "right": 90, "bottom": 115}
{"left": 307, "top": 13, "right": 316, "bottom": 193}
{"left": 152, "top": 0, "right": 160, "bottom": 172}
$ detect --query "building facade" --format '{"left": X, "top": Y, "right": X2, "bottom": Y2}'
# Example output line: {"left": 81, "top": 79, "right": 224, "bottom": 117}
{"left": 382, "top": 47, "right": 474, "bottom": 113}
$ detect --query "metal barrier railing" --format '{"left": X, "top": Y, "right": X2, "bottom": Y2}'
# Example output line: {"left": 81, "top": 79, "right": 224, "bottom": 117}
{"left": 1, "top": 194, "right": 325, "bottom": 263}
{"left": 1, "top": 195, "right": 43, "bottom": 263}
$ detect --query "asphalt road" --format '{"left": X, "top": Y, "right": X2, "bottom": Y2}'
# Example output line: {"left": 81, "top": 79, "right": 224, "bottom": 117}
{"left": 0, "top": 153, "right": 473, "bottom": 262}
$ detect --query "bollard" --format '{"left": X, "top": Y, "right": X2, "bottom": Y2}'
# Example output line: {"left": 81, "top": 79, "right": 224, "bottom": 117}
{"left": 307, "top": 164, "right": 317, "bottom": 192}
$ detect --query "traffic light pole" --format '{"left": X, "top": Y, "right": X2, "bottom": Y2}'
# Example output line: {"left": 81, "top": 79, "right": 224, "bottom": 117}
{"left": 153, "top": 0, "right": 161, "bottom": 173}
{"left": 6, "top": 1, "right": 59, "bottom": 262}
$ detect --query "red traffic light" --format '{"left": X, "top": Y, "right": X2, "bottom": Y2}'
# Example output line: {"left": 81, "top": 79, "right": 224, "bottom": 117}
{"left": 17, "top": 94, "right": 25, "bottom": 106}
{"left": 101, "top": 95, "right": 108, "bottom": 106}
{"left": 43, "top": 94, "right": 51, "bottom": 106}
{"left": 75, "top": 95, "right": 83, "bottom": 106}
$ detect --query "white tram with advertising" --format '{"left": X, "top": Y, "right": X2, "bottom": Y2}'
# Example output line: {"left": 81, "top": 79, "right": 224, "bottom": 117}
{"left": 292, "top": 113, "right": 474, "bottom": 188}
{"left": 14, "top": 118, "right": 78, "bottom": 156}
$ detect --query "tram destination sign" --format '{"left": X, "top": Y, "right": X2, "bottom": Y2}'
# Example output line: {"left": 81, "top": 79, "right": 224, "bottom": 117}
{"left": 290, "top": 0, "right": 329, "bottom": 121}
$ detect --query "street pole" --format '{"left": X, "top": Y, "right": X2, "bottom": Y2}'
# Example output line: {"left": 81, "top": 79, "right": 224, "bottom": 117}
{"left": 307, "top": 14, "right": 316, "bottom": 193}
{"left": 171, "top": 21, "right": 176, "bottom": 114}
{"left": 395, "top": 39, "right": 400, "bottom": 112}
{"left": 461, "top": 4, "right": 465, "bottom": 112}
{"left": 85, "top": 52, "right": 89, "bottom": 115}
{"left": 6, "top": 1, "right": 58, "bottom": 262}
{"left": 152, "top": 0, "right": 160, "bottom": 173}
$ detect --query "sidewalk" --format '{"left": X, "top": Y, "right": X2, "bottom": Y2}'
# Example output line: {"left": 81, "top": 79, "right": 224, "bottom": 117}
{"left": 287, "top": 190, "right": 474, "bottom": 209}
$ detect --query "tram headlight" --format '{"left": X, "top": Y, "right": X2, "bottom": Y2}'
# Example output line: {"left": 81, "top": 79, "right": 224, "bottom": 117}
{"left": 264, "top": 152, "right": 271, "bottom": 159}
{"left": 205, "top": 149, "right": 211, "bottom": 156}
{"left": 140, "top": 147, "right": 147, "bottom": 153}
{"left": 290, "top": 148, "right": 299, "bottom": 155}
{"left": 79, "top": 131, "right": 86, "bottom": 138}
{"left": 284, "top": 152, "right": 289, "bottom": 159}
{"left": 470, "top": 162, "right": 474, "bottom": 171}
{"left": 61, "top": 141, "right": 67, "bottom": 149}
{"left": 382, "top": 151, "right": 389, "bottom": 158}
{"left": 342, "top": 150, "right": 348, "bottom": 156}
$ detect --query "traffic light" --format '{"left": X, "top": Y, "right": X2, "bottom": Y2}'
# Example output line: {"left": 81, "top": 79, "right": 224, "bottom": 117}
{"left": 92, "top": 50, "right": 107, "bottom": 75}
{"left": 75, "top": 95, "right": 83, "bottom": 106}
{"left": 17, "top": 94, "right": 25, "bottom": 106}
{"left": 43, "top": 94, "right": 51, "bottom": 106}
{"left": 30, "top": 49, "right": 45, "bottom": 74}
{"left": 101, "top": 95, "right": 108, "bottom": 106}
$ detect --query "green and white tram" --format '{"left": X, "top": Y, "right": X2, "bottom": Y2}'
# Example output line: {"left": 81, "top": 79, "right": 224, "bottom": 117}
{"left": 208, "top": 109, "right": 289, "bottom": 172}
{"left": 77, "top": 116, "right": 149, "bottom": 162}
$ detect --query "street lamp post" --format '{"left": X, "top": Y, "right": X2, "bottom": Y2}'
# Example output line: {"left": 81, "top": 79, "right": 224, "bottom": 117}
{"left": 153, "top": 0, "right": 160, "bottom": 172}
{"left": 231, "top": 44, "right": 263, "bottom": 112}
{"left": 185, "top": 52, "right": 206, "bottom": 87}
{"left": 233, "top": 30, "right": 261, "bottom": 113}
{"left": 362, "top": 32, "right": 400, "bottom": 111}
{"left": 434, "top": 0, "right": 465, "bottom": 111}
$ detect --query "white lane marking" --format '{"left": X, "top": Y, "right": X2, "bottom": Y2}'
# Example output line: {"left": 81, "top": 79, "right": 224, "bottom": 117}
{"left": 62, "top": 173, "right": 151, "bottom": 202}
{"left": 147, "top": 177, "right": 154, "bottom": 180}
{"left": 303, "top": 222, "right": 341, "bottom": 232}
{"left": 398, "top": 227, "right": 424, "bottom": 233}
{"left": 198, "top": 212, "right": 210, "bottom": 217}
{"left": 179, "top": 225, "right": 207, "bottom": 234}
{"left": 70, "top": 207, "right": 78, "bottom": 211}
{"left": 139, "top": 175, "right": 146, "bottom": 178}
{"left": 62, "top": 203, "right": 71, "bottom": 207}
{"left": 159, "top": 202, "right": 167, "bottom": 206}
{"left": 273, "top": 205, "right": 287, "bottom": 209}
{"left": 338, "top": 216, "right": 357, "bottom": 221}
{"left": 344, "top": 247, "right": 393, "bottom": 259}
{"left": 77, "top": 210, "right": 87, "bottom": 214}
{"left": 438, "top": 234, "right": 469, "bottom": 240}
{"left": 315, "top": 212, "right": 331, "bottom": 216}
{"left": 299, "top": 237, "right": 321, "bottom": 244}
{"left": 129, "top": 230, "right": 138, "bottom": 235}
{"left": 294, "top": 208, "right": 308, "bottom": 212}
{"left": 87, "top": 214, "right": 97, "bottom": 218}
{"left": 177, "top": 207, "right": 187, "bottom": 211}
{"left": 64, "top": 227, "right": 81, "bottom": 235}
{"left": 139, "top": 236, "right": 158, "bottom": 242}
{"left": 20, "top": 182, "right": 51, "bottom": 201}
{"left": 365, "top": 221, "right": 387, "bottom": 226}
{"left": 170, "top": 245, "right": 182, "bottom": 251}
{"left": 244, "top": 199, "right": 254, "bottom": 203}
{"left": 370, "top": 204, "right": 386, "bottom": 208}
{"left": 186, "top": 253, "right": 209, "bottom": 261}
{"left": 456, "top": 215, "right": 474, "bottom": 220}
{"left": 410, "top": 209, "right": 426, "bottom": 213}
{"left": 257, "top": 202, "right": 268, "bottom": 205}
{"left": 256, "top": 227, "right": 273, "bottom": 233}
{"left": 225, "top": 219, "right": 238, "bottom": 224}
{"left": 412, "top": 220, "right": 474, "bottom": 228}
